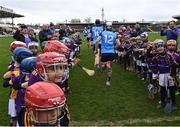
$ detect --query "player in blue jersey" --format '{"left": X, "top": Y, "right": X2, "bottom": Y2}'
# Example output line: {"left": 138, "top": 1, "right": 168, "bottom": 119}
{"left": 90, "top": 19, "right": 104, "bottom": 51}
{"left": 89, "top": 19, "right": 104, "bottom": 69}
{"left": 95, "top": 22, "right": 120, "bottom": 86}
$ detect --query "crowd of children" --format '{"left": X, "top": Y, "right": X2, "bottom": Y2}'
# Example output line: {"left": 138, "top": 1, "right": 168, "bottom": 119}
{"left": 2, "top": 21, "right": 180, "bottom": 125}
{"left": 3, "top": 25, "right": 82, "bottom": 126}
{"left": 86, "top": 20, "right": 180, "bottom": 112}
{"left": 114, "top": 26, "right": 180, "bottom": 110}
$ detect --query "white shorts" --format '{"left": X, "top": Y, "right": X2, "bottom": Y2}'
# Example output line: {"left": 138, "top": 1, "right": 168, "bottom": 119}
{"left": 159, "top": 73, "right": 170, "bottom": 87}
{"left": 75, "top": 46, "right": 80, "bottom": 52}
{"left": 8, "top": 99, "right": 16, "bottom": 117}
{"left": 141, "top": 63, "right": 147, "bottom": 67}
{"left": 136, "top": 60, "right": 141, "bottom": 66}
{"left": 117, "top": 51, "right": 122, "bottom": 56}
{"left": 115, "top": 50, "right": 119, "bottom": 54}
{"left": 65, "top": 69, "right": 69, "bottom": 79}
{"left": 70, "top": 51, "right": 75, "bottom": 58}
{"left": 152, "top": 73, "right": 158, "bottom": 80}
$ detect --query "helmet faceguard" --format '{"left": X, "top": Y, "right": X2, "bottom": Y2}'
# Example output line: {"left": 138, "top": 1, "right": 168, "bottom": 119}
{"left": 36, "top": 52, "right": 68, "bottom": 83}
{"left": 140, "top": 32, "right": 148, "bottom": 42}
{"left": 167, "top": 39, "right": 177, "bottom": 51}
{"left": 153, "top": 39, "right": 166, "bottom": 53}
{"left": 25, "top": 81, "right": 66, "bottom": 125}
{"left": 28, "top": 42, "right": 39, "bottom": 55}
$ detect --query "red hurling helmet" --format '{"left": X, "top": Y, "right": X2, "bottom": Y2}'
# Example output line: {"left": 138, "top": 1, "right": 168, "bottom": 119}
{"left": 43, "top": 40, "right": 70, "bottom": 55}
{"left": 36, "top": 52, "right": 68, "bottom": 82}
{"left": 25, "top": 81, "right": 66, "bottom": 125}
{"left": 10, "top": 41, "right": 26, "bottom": 52}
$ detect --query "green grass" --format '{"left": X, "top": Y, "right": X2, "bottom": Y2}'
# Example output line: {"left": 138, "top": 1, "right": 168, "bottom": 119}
{"left": 1, "top": 33, "right": 180, "bottom": 125}
{"left": 0, "top": 37, "right": 14, "bottom": 125}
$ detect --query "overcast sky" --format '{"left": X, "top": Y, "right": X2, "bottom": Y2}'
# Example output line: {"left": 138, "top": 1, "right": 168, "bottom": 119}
{"left": 0, "top": 0, "right": 180, "bottom": 24}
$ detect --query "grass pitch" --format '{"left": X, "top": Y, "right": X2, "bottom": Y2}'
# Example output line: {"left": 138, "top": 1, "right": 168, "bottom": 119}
{"left": 0, "top": 33, "right": 180, "bottom": 125}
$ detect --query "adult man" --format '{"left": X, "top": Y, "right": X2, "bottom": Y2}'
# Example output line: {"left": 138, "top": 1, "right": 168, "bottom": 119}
{"left": 89, "top": 19, "right": 104, "bottom": 69}
{"left": 134, "top": 22, "right": 144, "bottom": 36}
{"left": 89, "top": 19, "right": 104, "bottom": 52}
{"left": 160, "top": 20, "right": 180, "bottom": 48}
{"left": 38, "top": 24, "right": 54, "bottom": 50}
{"left": 95, "top": 22, "right": 120, "bottom": 86}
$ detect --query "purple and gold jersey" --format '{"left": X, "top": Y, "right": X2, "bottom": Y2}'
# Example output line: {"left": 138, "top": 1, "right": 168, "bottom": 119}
{"left": 156, "top": 53, "right": 175, "bottom": 74}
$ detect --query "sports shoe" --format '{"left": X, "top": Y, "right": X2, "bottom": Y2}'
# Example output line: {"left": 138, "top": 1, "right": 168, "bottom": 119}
{"left": 157, "top": 104, "right": 163, "bottom": 109}
{"left": 172, "top": 105, "right": 177, "bottom": 110}
{"left": 106, "top": 81, "right": 111, "bottom": 86}
{"left": 175, "top": 91, "right": 180, "bottom": 95}
{"left": 157, "top": 103, "right": 165, "bottom": 109}
{"left": 95, "top": 64, "right": 100, "bottom": 71}
{"left": 141, "top": 78, "right": 145, "bottom": 81}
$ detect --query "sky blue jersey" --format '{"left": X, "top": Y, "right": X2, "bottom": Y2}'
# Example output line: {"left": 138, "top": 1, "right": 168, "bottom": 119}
{"left": 100, "top": 30, "right": 117, "bottom": 54}
{"left": 91, "top": 25, "right": 103, "bottom": 44}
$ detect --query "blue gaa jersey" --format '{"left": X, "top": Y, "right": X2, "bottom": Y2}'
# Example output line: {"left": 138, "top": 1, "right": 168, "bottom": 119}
{"left": 101, "top": 30, "right": 117, "bottom": 54}
{"left": 83, "top": 29, "right": 88, "bottom": 37}
{"left": 91, "top": 26, "right": 103, "bottom": 44}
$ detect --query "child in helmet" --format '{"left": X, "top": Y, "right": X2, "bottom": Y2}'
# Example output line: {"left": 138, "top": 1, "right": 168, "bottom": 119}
{"left": 28, "top": 52, "right": 70, "bottom": 126}
{"left": 3, "top": 41, "right": 26, "bottom": 88}
{"left": 3, "top": 47, "right": 33, "bottom": 126}
{"left": 72, "top": 31, "right": 82, "bottom": 57}
{"left": 29, "top": 52, "right": 68, "bottom": 86}
{"left": 18, "top": 81, "right": 66, "bottom": 126}
{"left": 139, "top": 32, "right": 148, "bottom": 81}
{"left": 43, "top": 40, "right": 80, "bottom": 93}
{"left": 8, "top": 41, "right": 26, "bottom": 66}
{"left": 27, "top": 41, "right": 39, "bottom": 56}
{"left": 11, "top": 56, "right": 36, "bottom": 126}
{"left": 123, "top": 38, "right": 133, "bottom": 71}
{"left": 155, "top": 40, "right": 177, "bottom": 110}
{"left": 167, "top": 40, "right": 180, "bottom": 95}
{"left": 146, "top": 41, "right": 158, "bottom": 99}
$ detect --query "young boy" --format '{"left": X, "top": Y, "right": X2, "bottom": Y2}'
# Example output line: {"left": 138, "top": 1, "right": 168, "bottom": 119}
{"left": 3, "top": 47, "right": 33, "bottom": 126}
{"left": 155, "top": 40, "right": 177, "bottom": 110}
{"left": 18, "top": 81, "right": 66, "bottom": 126}
{"left": 28, "top": 52, "right": 70, "bottom": 126}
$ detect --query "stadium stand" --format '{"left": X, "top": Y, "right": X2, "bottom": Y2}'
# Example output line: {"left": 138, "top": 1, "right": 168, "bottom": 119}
{"left": 0, "top": 6, "right": 24, "bottom": 37}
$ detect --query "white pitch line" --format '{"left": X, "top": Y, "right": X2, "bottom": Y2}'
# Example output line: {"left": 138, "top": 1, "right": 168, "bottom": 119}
{"left": 71, "top": 116, "right": 180, "bottom": 126}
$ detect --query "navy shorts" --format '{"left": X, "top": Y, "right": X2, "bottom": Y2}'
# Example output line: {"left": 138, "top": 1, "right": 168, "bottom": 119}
{"left": 101, "top": 53, "right": 115, "bottom": 62}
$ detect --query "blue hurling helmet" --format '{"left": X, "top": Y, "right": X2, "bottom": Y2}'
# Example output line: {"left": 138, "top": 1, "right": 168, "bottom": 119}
{"left": 13, "top": 47, "right": 33, "bottom": 63}
{"left": 20, "top": 57, "right": 37, "bottom": 73}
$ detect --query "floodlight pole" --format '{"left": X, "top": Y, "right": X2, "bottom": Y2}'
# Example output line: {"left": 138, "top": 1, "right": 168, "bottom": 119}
{"left": 101, "top": 8, "right": 104, "bottom": 22}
